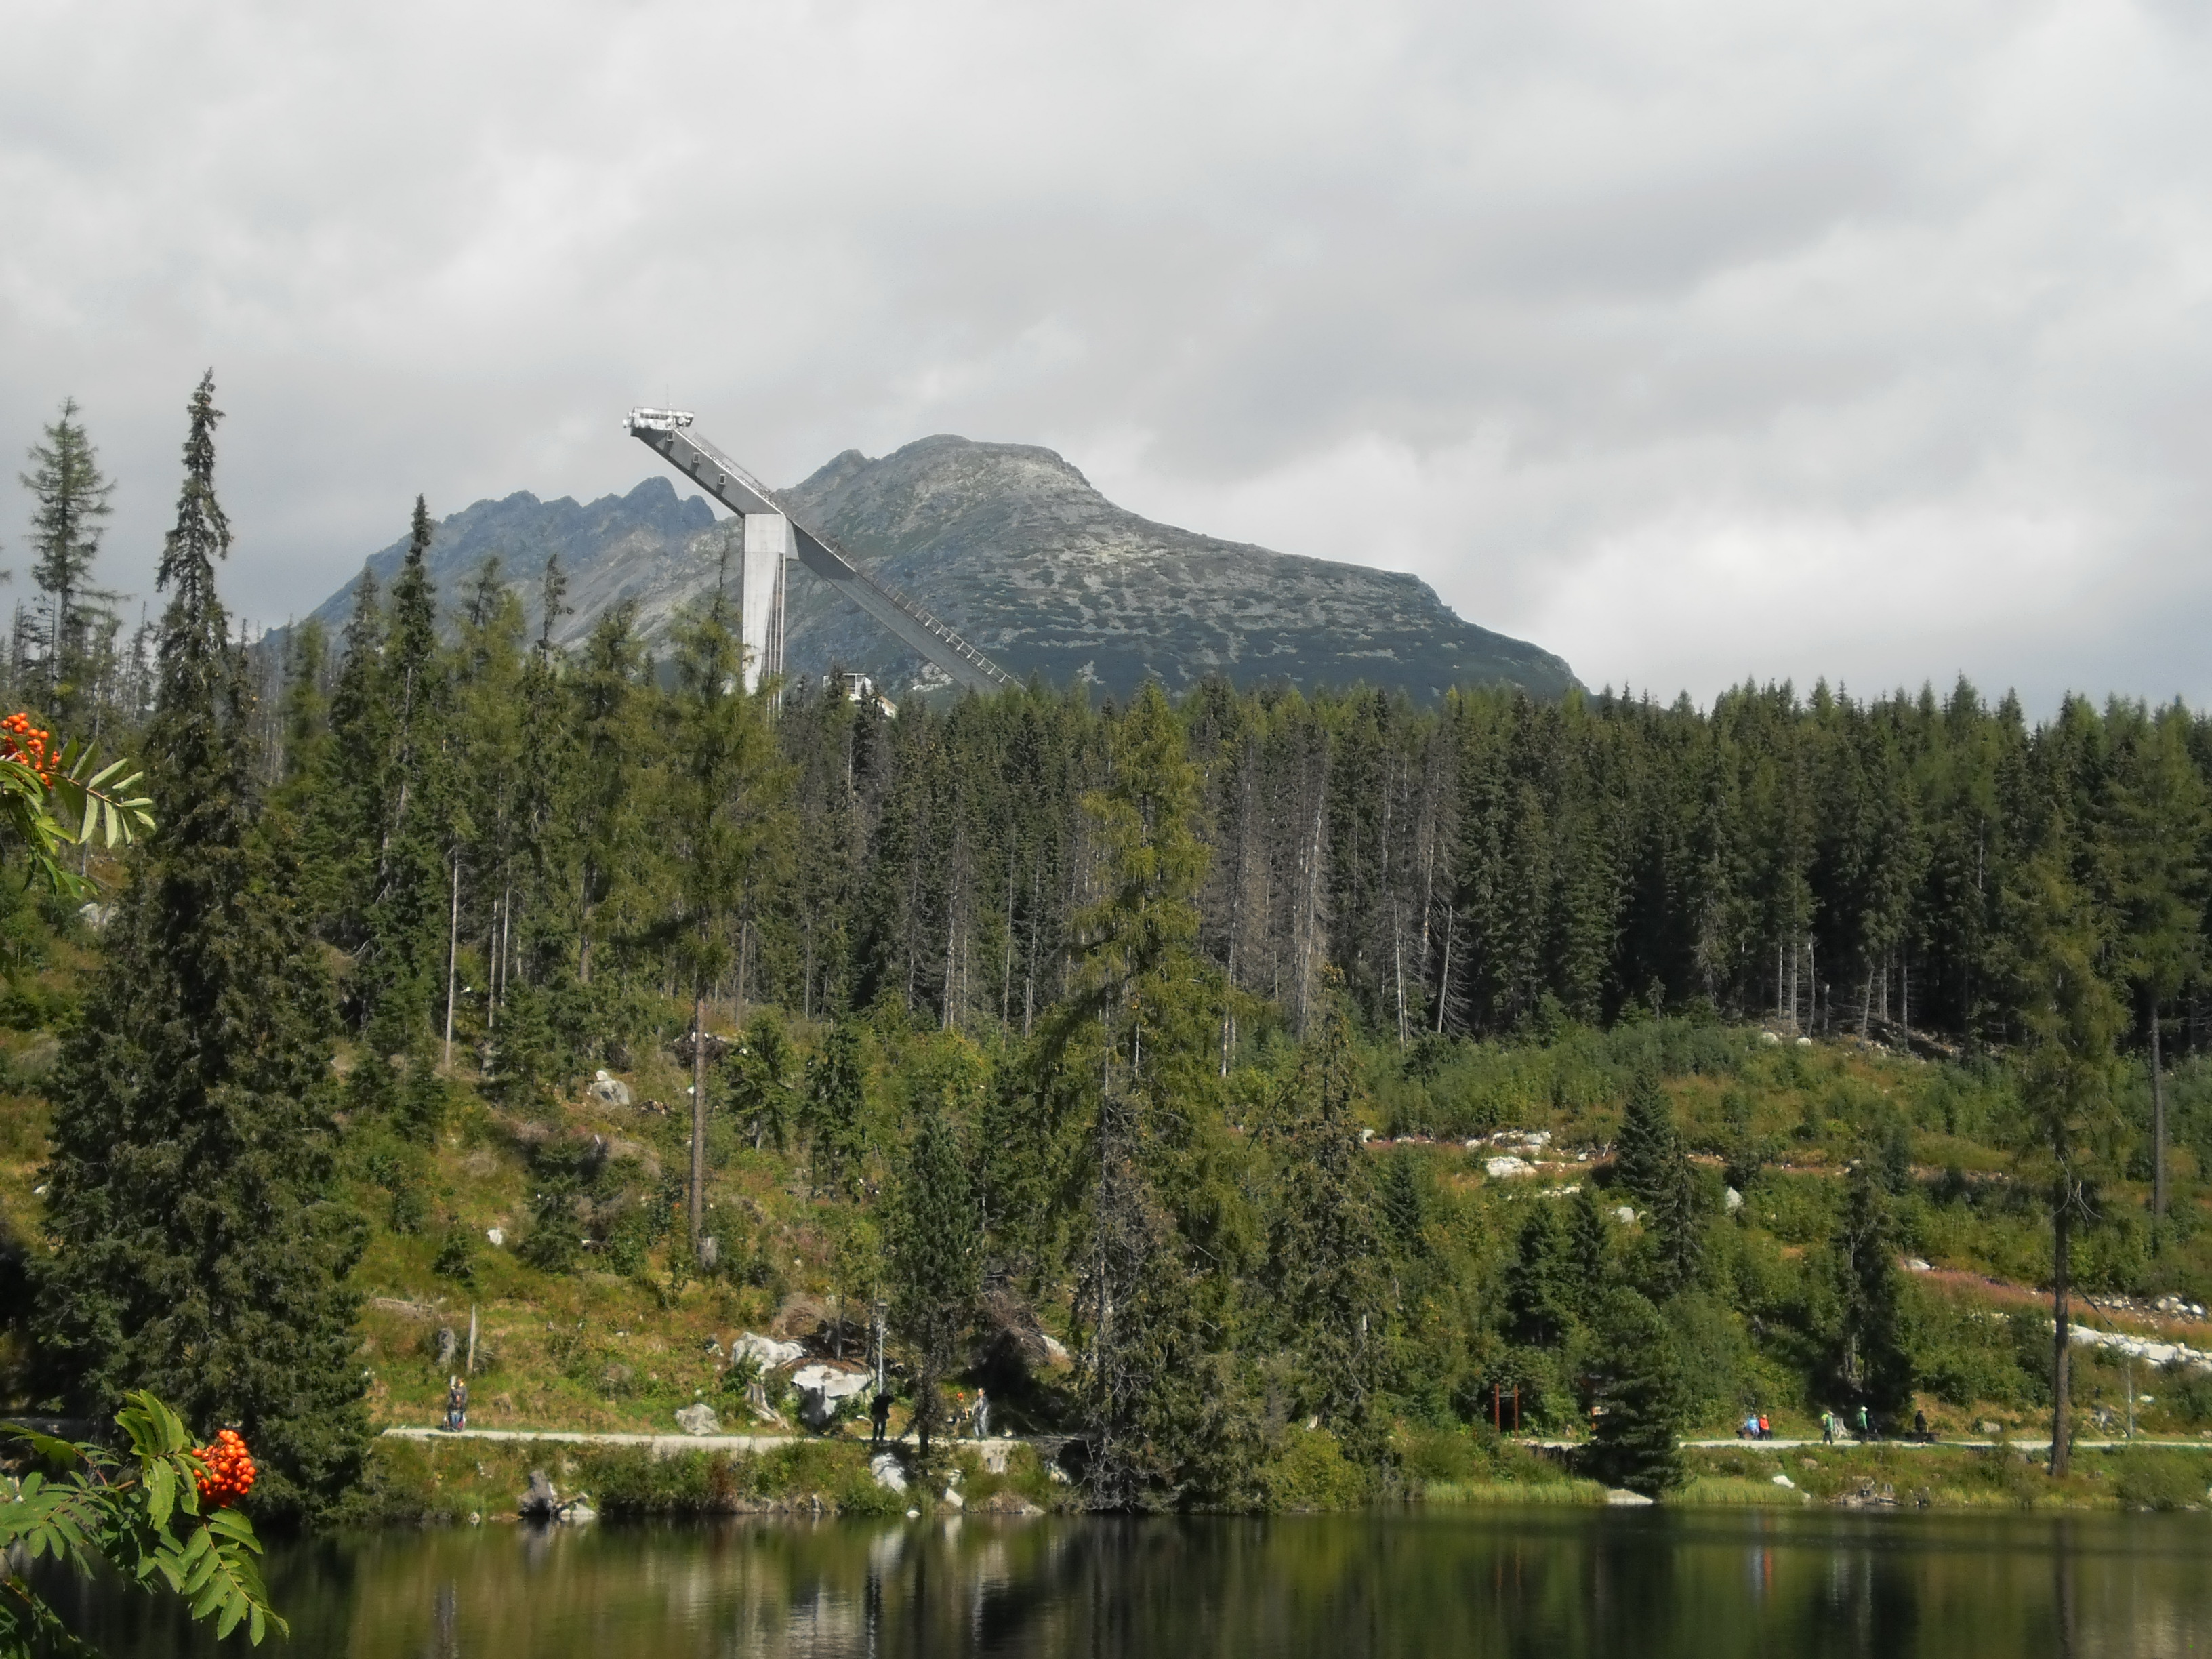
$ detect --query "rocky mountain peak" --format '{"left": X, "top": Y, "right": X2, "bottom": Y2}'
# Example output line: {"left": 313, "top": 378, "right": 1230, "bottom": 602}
{"left": 295, "top": 436, "right": 1577, "bottom": 703}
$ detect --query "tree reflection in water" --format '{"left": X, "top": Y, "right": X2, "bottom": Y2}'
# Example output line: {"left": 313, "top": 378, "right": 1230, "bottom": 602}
{"left": 57, "top": 1508, "right": 2211, "bottom": 1658}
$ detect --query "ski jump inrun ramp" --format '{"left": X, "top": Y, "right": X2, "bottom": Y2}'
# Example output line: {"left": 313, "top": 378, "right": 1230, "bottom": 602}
{"left": 626, "top": 409, "right": 1014, "bottom": 695}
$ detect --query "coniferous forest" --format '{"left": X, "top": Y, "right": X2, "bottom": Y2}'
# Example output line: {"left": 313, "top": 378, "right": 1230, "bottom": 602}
{"left": 12, "top": 378, "right": 2212, "bottom": 1520}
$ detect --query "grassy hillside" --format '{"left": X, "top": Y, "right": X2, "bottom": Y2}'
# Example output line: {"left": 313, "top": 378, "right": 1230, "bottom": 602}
{"left": 9, "top": 886, "right": 2212, "bottom": 1508}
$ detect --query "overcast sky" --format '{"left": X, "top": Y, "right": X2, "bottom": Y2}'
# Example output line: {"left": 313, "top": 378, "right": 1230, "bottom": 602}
{"left": 4, "top": 0, "right": 2208, "bottom": 710}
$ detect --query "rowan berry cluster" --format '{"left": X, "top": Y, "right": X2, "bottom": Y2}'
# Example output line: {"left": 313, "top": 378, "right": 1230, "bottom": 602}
{"left": 194, "top": 1428, "right": 256, "bottom": 1508}
{"left": 0, "top": 712, "right": 54, "bottom": 788}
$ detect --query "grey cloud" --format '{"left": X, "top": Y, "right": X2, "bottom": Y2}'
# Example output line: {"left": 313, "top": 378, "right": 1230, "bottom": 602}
{"left": 1, "top": 0, "right": 2208, "bottom": 709}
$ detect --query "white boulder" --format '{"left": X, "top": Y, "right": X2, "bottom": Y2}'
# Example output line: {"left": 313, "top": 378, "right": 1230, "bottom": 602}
{"left": 728, "top": 1332, "right": 806, "bottom": 1370}
{"left": 588, "top": 1069, "right": 633, "bottom": 1107}
{"left": 791, "top": 1362, "right": 873, "bottom": 1428}
{"left": 871, "top": 1452, "right": 908, "bottom": 1493}
{"left": 1486, "top": 1156, "right": 1535, "bottom": 1179}
{"left": 674, "top": 1403, "right": 722, "bottom": 1436}
{"left": 485, "top": 1227, "right": 505, "bottom": 1248}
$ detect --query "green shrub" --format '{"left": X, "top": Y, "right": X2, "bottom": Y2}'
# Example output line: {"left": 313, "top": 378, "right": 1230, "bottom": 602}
{"left": 433, "top": 1227, "right": 476, "bottom": 1284}
{"left": 1399, "top": 1424, "right": 1481, "bottom": 1487}
{"left": 389, "top": 1185, "right": 429, "bottom": 1235}
{"left": 2112, "top": 1450, "right": 2209, "bottom": 1512}
{"left": 2163, "top": 1370, "right": 2212, "bottom": 1427}
{"left": 1262, "top": 1427, "right": 1372, "bottom": 1511}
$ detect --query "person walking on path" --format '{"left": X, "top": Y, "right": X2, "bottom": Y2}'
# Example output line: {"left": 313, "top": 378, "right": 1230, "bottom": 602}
{"left": 1757, "top": 1412, "right": 1771, "bottom": 1441}
{"left": 973, "top": 1389, "right": 991, "bottom": 1439}
{"left": 1821, "top": 1410, "right": 1837, "bottom": 1445}
{"left": 869, "top": 1391, "right": 893, "bottom": 1447}
{"left": 444, "top": 1376, "right": 468, "bottom": 1433}
{"left": 1913, "top": 1408, "right": 1928, "bottom": 1443}
{"left": 1855, "top": 1404, "right": 1872, "bottom": 1441}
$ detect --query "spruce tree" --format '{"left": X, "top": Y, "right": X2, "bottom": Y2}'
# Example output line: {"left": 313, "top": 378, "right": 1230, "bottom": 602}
{"left": 1504, "top": 1203, "right": 1577, "bottom": 1348}
{"left": 1614, "top": 1063, "right": 1702, "bottom": 1296}
{"left": 276, "top": 617, "right": 331, "bottom": 787}
{"left": 359, "top": 498, "right": 455, "bottom": 1048}
{"left": 2004, "top": 832, "right": 2125, "bottom": 1477}
{"left": 19, "top": 397, "right": 115, "bottom": 716}
{"left": 1378, "top": 1155, "right": 1428, "bottom": 1259}
{"left": 569, "top": 600, "right": 649, "bottom": 994}
{"left": 729, "top": 1009, "right": 795, "bottom": 1151}
{"left": 35, "top": 373, "right": 365, "bottom": 1519}
{"left": 305, "top": 567, "right": 386, "bottom": 943}
{"left": 663, "top": 581, "right": 791, "bottom": 1258}
{"left": 1588, "top": 1288, "right": 1689, "bottom": 1495}
{"left": 1614, "top": 1065, "right": 1675, "bottom": 1203}
{"left": 887, "top": 1089, "right": 980, "bottom": 1456}
{"left": 1568, "top": 1185, "right": 1613, "bottom": 1315}
{"left": 1265, "top": 997, "right": 1384, "bottom": 1432}
{"left": 2110, "top": 706, "right": 2207, "bottom": 1221}
{"left": 803, "top": 1016, "right": 869, "bottom": 1198}
{"left": 1052, "top": 681, "right": 1254, "bottom": 1509}
{"left": 1830, "top": 1165, "right": 1913, "bottom": 1416}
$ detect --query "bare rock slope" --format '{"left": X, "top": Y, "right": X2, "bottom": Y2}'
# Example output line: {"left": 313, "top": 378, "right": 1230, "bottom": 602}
{"left": 304, "top": 435, "right": 1576, "bottom": 701}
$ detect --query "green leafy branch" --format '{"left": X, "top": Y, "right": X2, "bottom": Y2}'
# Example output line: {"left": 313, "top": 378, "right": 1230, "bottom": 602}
{"left": 1, "top": 1392, "right": 285, "bottom": 1656}
{"left": 0, "top": 739, "right": 155, "bottom": 900}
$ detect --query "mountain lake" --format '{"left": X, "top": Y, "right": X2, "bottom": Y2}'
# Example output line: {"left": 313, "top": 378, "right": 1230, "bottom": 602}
{"left": 51, "top": 1505, "right": 2212, "bottom": 1656}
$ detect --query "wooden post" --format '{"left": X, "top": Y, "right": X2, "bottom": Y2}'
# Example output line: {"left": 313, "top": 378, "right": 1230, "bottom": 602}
{"left": 466, "top": 1303, "right": 478, "bottom": 1376}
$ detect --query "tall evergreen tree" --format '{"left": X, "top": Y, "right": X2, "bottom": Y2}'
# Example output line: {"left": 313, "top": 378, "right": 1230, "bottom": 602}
{"left": 276, "top": 617, "right": 331, "bottom": 788}
{"left": 729, "top": 1009, "right": 796, "bottom": 1151}
{"left": 1568, "top": 1185, "right": 1613, "bottom": 1315}
{"left": 1264, "top": 997, "right": 1385, "bottom": 1433}
{"left": 569, "top": 601, "right": 650, "bottom": 994}
{"left": 803, "top": 1016, "right": 870, "bottom": 1199}
{"left": 1614, "top": 1066, "right": 1676, "bottom": 1204}
{"left": 35, "top": 373, "right": 365, "bottom": 1519}
{"left": 1052, "top": 681, "right": 1254, "bottom": 1509}
{"left": 2004, "top": 831, "right": 2125, "bottom": 1478}
{"left": 2110, "top": 706, "right": 2207, "bottom": 1219}
{"left": 1504, "top": 1203, "right": 1577, "bottom": 1349}
{"left": 1613, "top": 1065, "right": 1702, "bottom": 1296}
{"left": 1587, "top": 1288, "right": 1689, "bottom": 1496}
{"left": 663, "top": 580, "right": 791, "bottom": 1258}
{"left": 19, "top": 397, "right": 115, "bottom": 718}
{"left": 887, "top": 1086, "right": 980, "bottom": 1457}
{"left": 1828, "top": 1165, "right": 1914, "bottom": 1416}
{"left": 356, "top": 499, "right": 455, "bottom": 1046}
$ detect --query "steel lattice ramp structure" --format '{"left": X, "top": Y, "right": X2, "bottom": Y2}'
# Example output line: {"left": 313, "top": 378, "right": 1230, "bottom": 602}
{"left": 626, "top": 409, "right": 1014, "bottom": 695}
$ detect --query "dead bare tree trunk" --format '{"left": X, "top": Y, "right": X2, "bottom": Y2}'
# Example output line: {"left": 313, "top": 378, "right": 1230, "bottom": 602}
{"left": 689, "top": 981, "right": 710, "bottom": 1262}
{"left": 2151, "top": 994, "right": 2168, "bottom": 1219}
{"left": 442, "top": 853, "right": 461, "bottom": 1070}
{"left": 2051, "top": 1187, "right": 2074, "bottom": 1477}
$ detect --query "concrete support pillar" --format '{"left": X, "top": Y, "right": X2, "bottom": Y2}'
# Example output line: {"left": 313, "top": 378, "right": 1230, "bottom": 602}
{"left": 739, "top": 512, "right": 792, "bottom": 696}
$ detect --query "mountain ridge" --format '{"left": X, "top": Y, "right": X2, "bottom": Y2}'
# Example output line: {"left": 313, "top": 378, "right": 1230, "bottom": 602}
{"left": 297, "top": 436, "right": 1578, "bottom": 701}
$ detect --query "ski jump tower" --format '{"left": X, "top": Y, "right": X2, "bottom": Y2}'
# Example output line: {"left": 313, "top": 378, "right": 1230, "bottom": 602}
{"left": 625, "top": 409, "right": 1014, "bottom": 696}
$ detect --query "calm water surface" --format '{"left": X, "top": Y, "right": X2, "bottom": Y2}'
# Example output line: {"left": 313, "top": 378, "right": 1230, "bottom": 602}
{"left": 66, "top": 1507, "right": 2212, "bottom": 1657}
